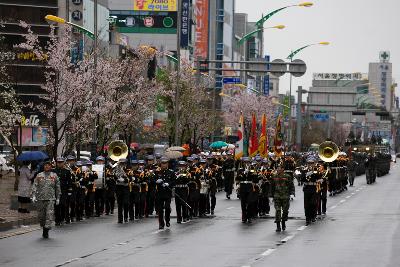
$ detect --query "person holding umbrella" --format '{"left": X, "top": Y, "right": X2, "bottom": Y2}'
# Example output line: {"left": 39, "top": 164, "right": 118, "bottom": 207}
{"left": 31, "top": 160, "right": 61, "bottom": 238}
{"left": 17, "top": 161, "right": 35, "bottom": 213}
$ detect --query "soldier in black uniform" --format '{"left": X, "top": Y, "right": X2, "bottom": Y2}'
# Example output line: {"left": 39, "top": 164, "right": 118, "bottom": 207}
{"left": 187, "top": 157, "right": 200, "bottom": 218}
{"left": 66, "top": 155, "right": 78, "bottom": 222}
{"left": 138, "top": 160, "right": 147, "bottom": 218}
{"left": 155, "top": 157, "right": 175, "bottom": 229}
{"left": 75, "top": 161, "right": 86, "bottom": 221}
{"left": 198, "top": 159, "right": 209, "bottom": 217}
{"left": 222, "top": 152, "right": 235, "bottom": 199}
{"left": 174, "top": 161, "right": 190, "bottom": 223}
{"left": 54, "top": 157, "right": 73, "bottom": 225}
{"left": 94, "top": 156, "right": 106, "bottom": 217}
{"left": 129, "top": 160, "right": 140, "bottom": 221}
{"left": 114, "top": 158, "right": 130, "bottom": 223}
{"left": 236, "top": 157, "right": 254, "bottom": 223}
{"left": 83, "top": 161, "right": 98, "bottom": 218}
{"left": 104, "top": 161, "right": 116, "bottom": 215}
{"left": 145, "top": 155, "right": 157, "bottom": 217}
{"left": 258, "top": 159, "right": 271, "bottom": 216}
{"left": 302, "top": 162, "right": 319, "bottom": 225}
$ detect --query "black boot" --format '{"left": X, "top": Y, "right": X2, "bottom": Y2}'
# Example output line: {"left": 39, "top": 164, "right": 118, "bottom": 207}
{"left": 281, "top": 221, "right": 286, "bottom": 231}
{"left": 42, "top": 228, "right": 49, "bottom": 238}
{"left": 276, "top": 222, "right": 281, "bottom": 232}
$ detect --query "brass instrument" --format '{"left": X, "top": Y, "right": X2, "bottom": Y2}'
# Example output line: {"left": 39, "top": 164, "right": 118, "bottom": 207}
{"left": 318, "top": 141, "right": 339, "bottom": 163}
{"left": 107, "top": 140, "right": 128, "bottom": 162}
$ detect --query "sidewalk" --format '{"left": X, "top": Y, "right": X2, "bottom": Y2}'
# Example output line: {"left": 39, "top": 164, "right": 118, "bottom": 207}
{"left": 0, "top": 173, "right": 38, "bottom": 231}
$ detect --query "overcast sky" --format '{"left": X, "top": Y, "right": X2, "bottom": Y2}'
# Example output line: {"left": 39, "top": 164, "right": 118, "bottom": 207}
{"left": 235, "top": 0, "right": 400, "bottom": 96}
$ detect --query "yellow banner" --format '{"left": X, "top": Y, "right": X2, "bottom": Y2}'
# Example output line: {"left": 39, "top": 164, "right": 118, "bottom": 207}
{"left": 134, "top": 0, "right": 177, "bottom": 11}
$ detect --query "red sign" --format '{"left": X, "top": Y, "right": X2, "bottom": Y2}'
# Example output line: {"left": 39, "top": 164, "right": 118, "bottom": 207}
{"left": 144, "top": 17, "right": 155, "bottom": 27}
{"left": 194, "top": 0, "right": 209, "bottom": 59}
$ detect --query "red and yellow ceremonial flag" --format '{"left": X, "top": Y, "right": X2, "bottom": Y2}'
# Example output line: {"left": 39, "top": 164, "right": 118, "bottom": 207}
{"left": 248, "top": 113, "right": 258, "bottom": 157}
{"left": 258, "top": 113, "right": 268, "bottom": 158}
{"left": 235, "top": 113, "right": 244, "bottom": 160}
{"left": 273, "top": 114, "right": 284, "bottom": 157}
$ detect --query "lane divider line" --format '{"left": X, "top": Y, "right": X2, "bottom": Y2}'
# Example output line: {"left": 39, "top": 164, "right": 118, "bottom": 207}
{"left": 261, "top": 248, "right": 276, "bottom": 256}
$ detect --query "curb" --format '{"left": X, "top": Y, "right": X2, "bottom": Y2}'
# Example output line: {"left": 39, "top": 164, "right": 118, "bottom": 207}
{"left": 0, "top": 216, "right": 38, "bottom": 232}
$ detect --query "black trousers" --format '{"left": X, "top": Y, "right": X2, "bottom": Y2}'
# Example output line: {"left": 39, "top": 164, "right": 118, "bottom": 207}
{"left": 95, "top": 188, "right": 105, "bottom": 216}
{"left": 116, "top": 185, "right": 129, "bottom": 222}
{"left": 210, "top": 192, "right": 216, "bottom": 212}
{"left": 224, "top": 171, "right": 234, "bottom": 195}
{"left": 318, "top": 192, "right": 327, "bottom": 214}
{"left": 139, "top": 192, "right": 147, "bottom": 218}
{"left": 85, "top": 191, "right": 95, "bottom": 217}
{"left": 188, "top": 190, "right": 199, "bottom": 217}
{"left": 157, "top": 197, "right": 171, "bottom": 227}
{"left": 199, "top": 193, "right": 208, "bottom": 216}
{"left": 258, "top": 195, "right": 270, "bottom": 215}
{"left": 55, "top": 193, "right": 71, "bottom": 223}
{"left": 129, "top": 192, "right": 140, "bottom": 220}
{"left": 75, "top": 189, "right": 86, "bottom": 220}
{"left": 105, "top": 188, "right": 115, "bottom": 215}
{"left": 304, "top": 189, "right": 317, "bottom": 222}
{"left": 175, "top": 188, "right": 188, "bottom": 222}
{"left": 240, "top": 191, "right": 251, "bottom": 222}
{"left": 146, "top": 190, "right": 155, "bottom": 216}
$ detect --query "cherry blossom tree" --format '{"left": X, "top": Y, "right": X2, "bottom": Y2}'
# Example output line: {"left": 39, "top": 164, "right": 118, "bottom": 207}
{"left": 15, "top": 22, "right": 94, "bottom": 157}
{"left": 159, "top": 63, "right": 216, "bottom": 147}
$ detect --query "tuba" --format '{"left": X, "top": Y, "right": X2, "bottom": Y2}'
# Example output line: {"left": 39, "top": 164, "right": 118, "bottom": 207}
{"left": 318, "top": 141, "right": 339, "bottom": 163}
{"left": 108, "top": 140, "right": 128, "bottom": 162}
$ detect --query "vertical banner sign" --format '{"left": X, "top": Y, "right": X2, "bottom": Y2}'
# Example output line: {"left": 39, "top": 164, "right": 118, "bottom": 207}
{"left": 263, "top": 55, "right": 270, "bottom": 95}
{"left": 180, "top": 0, "right": 190, "bottom": 47}
{"left": 194, "top": 0, "right": 209, "bottom": 59}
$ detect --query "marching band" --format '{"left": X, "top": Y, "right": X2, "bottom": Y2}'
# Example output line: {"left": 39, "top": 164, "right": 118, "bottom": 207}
{"left": 41, "top": 139, "right": 391, "bottom": 235}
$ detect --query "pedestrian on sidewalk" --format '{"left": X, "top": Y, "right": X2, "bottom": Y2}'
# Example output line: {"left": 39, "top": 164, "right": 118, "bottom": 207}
{"left": 17, "top": 161, "right": 35, "bottom": 213}
{"left": 31, "top": 160, "right": 61, "bottom": 238}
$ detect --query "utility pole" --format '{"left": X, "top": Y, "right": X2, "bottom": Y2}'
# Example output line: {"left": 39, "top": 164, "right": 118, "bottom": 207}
{"left": 174, "top": 0, "right": 182, "bottom": 145}
{"left": 296, "top": 86, "right": 302, "bottom": 152}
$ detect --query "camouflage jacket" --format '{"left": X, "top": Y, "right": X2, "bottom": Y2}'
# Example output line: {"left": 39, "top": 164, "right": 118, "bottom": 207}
{"left": 32, "top": 171, "right": 61, "bottom": 201}
{"left": 271, "top": 172, "right": 295, "bottom": 200}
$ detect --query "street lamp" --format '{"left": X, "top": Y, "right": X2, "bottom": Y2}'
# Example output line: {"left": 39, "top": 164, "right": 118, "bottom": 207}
{"left": 45, "top": 15, "right": 95, "bottom": 39}
{"left": 286, "top": 41, "right": 330, "bottom": 148}
{"left": 237, "top": 25, "right": 285, "bottom": 46}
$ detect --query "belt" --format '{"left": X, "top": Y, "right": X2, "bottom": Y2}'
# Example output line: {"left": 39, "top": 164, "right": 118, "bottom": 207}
{"left": 240, "top": 181, "right": 252, "bottom": 184}
{"left": 225, "top": 169, "right": 234, "bottom": 172}
{"left": 175, "top": 185, "right": 188, "bottom": 188}
{"left": 304, "top": 182, "right": 316, "bottom": 186}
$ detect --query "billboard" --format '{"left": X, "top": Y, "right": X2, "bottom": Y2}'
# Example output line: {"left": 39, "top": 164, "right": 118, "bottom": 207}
{"left": 313, "top": 72, "right": 362, "bottom": 80}
{"left": 17, "top": 127, "right": 48, "bottom": 147}
{"left": 134, "top": 0, "right": 177, "bottom": 11}
{"left": 194, "top": 0, "right": 209, "bottom": 59}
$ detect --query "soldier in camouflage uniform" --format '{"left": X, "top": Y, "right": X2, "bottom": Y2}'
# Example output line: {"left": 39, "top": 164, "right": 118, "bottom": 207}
{"left": 271, "top": 161, "right": 295, "bottom": 232}
{"left": 31, "top": 161, "right": 61, "bottom": 238}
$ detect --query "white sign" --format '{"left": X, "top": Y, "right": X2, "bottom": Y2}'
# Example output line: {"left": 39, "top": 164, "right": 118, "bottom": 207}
{"left": 313, "top": 73, "right": 362, "bottom": 81}
{"left": 21, "top": 115, "right": 40, "bottom": 127}
{"left": 379, "top": 51, "right": 390, "bottom": 62}
{"left": 92, "top": 164, "right": 105, "bottom": 187}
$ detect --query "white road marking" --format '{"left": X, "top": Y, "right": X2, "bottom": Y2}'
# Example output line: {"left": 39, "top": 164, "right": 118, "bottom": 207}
{"left": 356, "top": 189, "right": 360, "bottom": 192}
{"left": 329, "top": 205, "right": 337, "bottom": 209}
{"left": 351, "top": 192, "right": 355, "bottom": 195}
{"left": 296, "top": 225, "right": 307, "bottom": 231}
{"left": 261, "top": 248, "right": 276, "bottom": 256}
{"left": 340, "top": 200, "right": 346, "bottom": 203}
{"left": 346, "top": 196, "right": 351, "bottom": 199}
{"left": 226, "top": 207, "right": 235, "bottom": 210}
{"left": 281, "top": 235, "right": 294, "bottom": 243}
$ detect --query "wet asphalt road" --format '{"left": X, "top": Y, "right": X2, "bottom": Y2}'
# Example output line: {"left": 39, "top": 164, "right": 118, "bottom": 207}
{"left": 1, "top": 163, "right": 399, "bottom": 267}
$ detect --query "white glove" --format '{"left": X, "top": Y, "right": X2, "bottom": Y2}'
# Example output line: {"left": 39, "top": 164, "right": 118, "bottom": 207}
{"left": 163, "top": 183, "right": 169, "bottom": 187}
{"left": 290, "top": 194, "right": 295, "bottom": 200}
{"left": 56, "top": 199, "right": 60, "bottom": 205}
{"left": 31, "top": 196, "right": 36, "bottom": 203}
{"left": 118, "top": 178, "right": 125, "bottom": 183}
{"left": 156, "top": 179, "right": 163, "bottom": 184}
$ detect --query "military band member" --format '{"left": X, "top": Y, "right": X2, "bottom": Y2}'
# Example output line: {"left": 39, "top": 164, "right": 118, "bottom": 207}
{"left": 198, "top": 159, "right": 209, "bottom": 217}
{"left": 114, "top": 158, "right": 130, "bottom": 223}
{"left": 31, "top": 160, "right": 61, "bottom": 238}
{"left": 94, "top": 156, "right": 106, "bottom": 217}
{"left": 83, "top": 161, "right": 98, "bottom": 218}
{"left": 129, "top": 160, "right": 141, "bottom": 221}
{"left": 66, "top": 155, "right": 78, "bottom": 221}
{"left": 155, "top": 157, "right": 174, "bottom": 229}
{"left": 222, "top": 152, "right": 235, "bottom": 199}
{"left": 187, "top": 157, "right": 200, "bottom": 218}
{"left": 104, "top": 160, "right": 116, "bottom": 215}
{"left": 145, "top": 155, "right": 157, "bottom": 217}
{"left": 174, "top": 161, "right": 190, "bottom": 223}
{"left": 271, "top": 161, "right": 295, "bottom": 231}
{"left": 75, "top": 161, "right": 86, "bottom": 221}
{"left": 302, "top": 162, "right": 319, "bottom": 225}
{"left": 138, "top": 160, "right": 147, "bottom": 218}
{"left": 347, "top": 156, "right": 357, "bottom": 187}
{"left": 54, "top": 157, "right": 73, "bottom": 225}
{"left": 258, "top": 159, "right": 271, "bottom": 216}
{"left": 236, "top": 157, "right": 254, "bottom": 223}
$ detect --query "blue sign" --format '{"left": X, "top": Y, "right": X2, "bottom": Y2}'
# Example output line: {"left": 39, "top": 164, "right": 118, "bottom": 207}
{"left": 263, "top": 55, "right": 270, "bottom": 96}
{"left": 72, "top": 10, "right": 82, "bottom": 21}
{"left": 313, "top": 113, "right": 329, "bottom": 121}
{"left": 223, "top": 77, "right": 241, "bottom": 84}
{"left": 180, "top": 0, "right": 190, "bottom": 47}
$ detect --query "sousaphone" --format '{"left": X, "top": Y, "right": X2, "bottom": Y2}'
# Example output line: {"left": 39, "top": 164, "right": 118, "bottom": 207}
{"left": 108, "top": 140, "right": 128, "bottom": 162}
{"left": 318, "top": 141, "right": 339, "bottom": 162}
